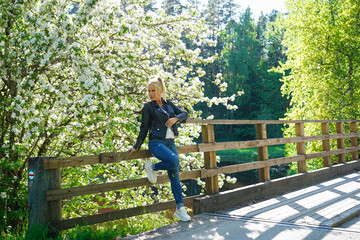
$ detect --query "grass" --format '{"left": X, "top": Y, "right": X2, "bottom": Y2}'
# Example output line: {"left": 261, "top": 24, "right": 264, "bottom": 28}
{"left": 4, "top": 212, "right": 173, "bottom": 240}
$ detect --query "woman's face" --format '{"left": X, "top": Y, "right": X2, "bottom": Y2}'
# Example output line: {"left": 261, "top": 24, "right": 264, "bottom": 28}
{"left": 148, "top": 84, "right": 162, "bottom": 102}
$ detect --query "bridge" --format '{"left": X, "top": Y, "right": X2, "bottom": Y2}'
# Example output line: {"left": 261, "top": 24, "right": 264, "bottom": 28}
{"left": 27, "top": 119, "right": 360, "bottom": 238}
{"left": 118, "top": 171, "right": 360, "bottom": 239}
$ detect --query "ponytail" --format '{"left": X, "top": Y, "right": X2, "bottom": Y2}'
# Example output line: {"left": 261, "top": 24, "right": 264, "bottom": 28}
{"left": 148, "top": 76, "right": 167, "bottom": 101}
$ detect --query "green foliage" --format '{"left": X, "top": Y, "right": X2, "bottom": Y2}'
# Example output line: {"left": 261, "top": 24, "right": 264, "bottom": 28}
{"left": 278, "top": 0, "right": 360, "bottom": 120}
{"left": 199, "top": 8, "right": 289, "bottom": 141}
{"left": 276, "top": 0, "right": 360, "bottom": 173}
{"left": 3, "top": 213, "right": 171, "bottom": 239}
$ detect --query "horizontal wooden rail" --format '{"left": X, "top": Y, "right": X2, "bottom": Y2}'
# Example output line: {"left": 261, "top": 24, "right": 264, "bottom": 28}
{"left": 43, "top": 145, "right": 198, "bottom": 169}
{"left": 201, "top": 146, "right": 360, "bottom": 178}
{"left": 29, "top": 119, "right": 360, "bottom": 232}
{"left": 198, "top": 133, "right": 360, "bottom": 153}
{"left": 46, "top": 170, "right": 201, "bottom": 201}
{"left": 44, "top": 132, "right": 360, "bottom": 170}
{"left": 186, "top": 119, "right": 360, "bottom": 125}
{"left": 52, "top": 195, "right": 199, "bottom": 231}
{"left": 47, "top": 145, "right": 360, "bottom": 201}
{"left": 305, "top": 146, "right": 360, "bottom": 159}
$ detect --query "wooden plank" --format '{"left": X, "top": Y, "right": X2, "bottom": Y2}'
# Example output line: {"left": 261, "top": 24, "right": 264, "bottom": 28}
{"left": 256, "top": 124, "right": 270, "bottom": 182}
{"left": 43, "top": 145, "right": 198, "bottom": 169}
{"left": 305, "top": 146, "right": 360, "bottom": 160}
{"left": 202, "top": 124, "right": 219, "bottom": 195}
{"left": 201, "top": 147, "right": 360, "bottom": 179}
{"left": 322, "top": 122, "right": 331, "bottom": 167}
{"left": 99, "top": 145, "right": 198, "bottom": 164}
{"left": 296, "top": 123, "right": 307, "bottom": 173}
{"left": 221, "top": 172, "right": 360, "bottom": 226}
{"left": 329, "top": 132, "right": 360, "bottom": 140}
{"left": 201, "top": 155, "right": 305, "bottom": 178}
{"left": 197, "top": 133, "right": 360, "bottom": 153}
{"left": 337, "top": 122, "right": 345, "bottom": 163}
{"left": 311, "top": 196, "right": 360, "bottom": 227}
{"left": 52, "top": 195, "right": 200, "bottom": 231}
{"left": 28, "top": 157, "right": 61, "bottom": 232}
{"left": 351, "top": 122, "right": 359, "bottom": 161}
{"left": 44, "top": 133, "right": 360, "bottom": 169}
{"left": 47, "top": 146, "right": 360, "bottom": 201}
{"left": 221, "top": 173, "right": 355, "bottom": 218}
{"left": 47, "top": 170, "right": 201, "bottom": 201}
{"left": 334, "top": 205, "right": 360, "bottom": 228}
{"left": 186, "top": 119, "right": 360, "bottom": 125}
{"left": 43, "top": 155, "right": 100, "bottom": 169}
{"left": 193, "top": 160, "right": 360, "bottom": 215}
{"left": 178, "top": 145, "right": 199, "bottom": 154}
{"left": 287, "top": 179, "right": 360, "bottom": 225}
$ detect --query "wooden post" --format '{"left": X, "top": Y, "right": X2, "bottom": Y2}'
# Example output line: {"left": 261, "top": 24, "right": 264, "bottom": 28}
{"left": 351, "top": 122, "right": 358, "bottom": 161}
{"left": 202, "top": 124, "right": 219, "bottom": 195}
{"left": 336, "top": 122, "right": 345, "bottom": 163}
{"left": 321, "top": 122, "right": 331, "bottom": 167}
{"left": 28, "top": 157, "right": 61, "bottom": 233}
{"left": 296, "top": 123, "right": 307, "bottom": 173}
{"left": 256, "top": 124, "right": 270, "bottom": 182}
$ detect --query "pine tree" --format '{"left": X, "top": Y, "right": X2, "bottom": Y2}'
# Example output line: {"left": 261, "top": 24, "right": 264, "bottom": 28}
{"left": 222, "top": 0, "right": 239, "bottom": 23}
{"left": 162, "top": 0, "right": 184, "bottom": 15}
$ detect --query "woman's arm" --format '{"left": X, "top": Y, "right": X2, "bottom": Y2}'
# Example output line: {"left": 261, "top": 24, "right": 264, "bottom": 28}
{"left": 167, "top": 100, "right": 188, "bottom": 123}
{"left": 132, "top": 103, "right": 151, "bottom": 151}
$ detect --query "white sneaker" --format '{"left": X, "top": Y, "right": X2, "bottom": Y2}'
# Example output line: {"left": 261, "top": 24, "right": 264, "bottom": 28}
{"left": 145, "top": 161, "right": 157, "bottom": 184}
{"left": 174, "top": 207, "right": 191, "bottom": 222}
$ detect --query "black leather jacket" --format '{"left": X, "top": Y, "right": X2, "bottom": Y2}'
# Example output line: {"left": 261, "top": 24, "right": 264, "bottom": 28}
{"left": 133, "top": 99, "right": 188, "bottom": 150}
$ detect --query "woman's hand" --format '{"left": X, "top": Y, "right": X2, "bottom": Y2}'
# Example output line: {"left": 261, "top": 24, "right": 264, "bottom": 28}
{"left": 128, "top": 148, "right": 136, "bottom": 155}
{"left": 165, "top": 117, "right": 178, "bottom": 128}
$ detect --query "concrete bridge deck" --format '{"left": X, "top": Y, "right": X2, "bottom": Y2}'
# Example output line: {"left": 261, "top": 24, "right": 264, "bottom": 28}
{"left": 119, "top": 171, "right": 360, "bottom": 240}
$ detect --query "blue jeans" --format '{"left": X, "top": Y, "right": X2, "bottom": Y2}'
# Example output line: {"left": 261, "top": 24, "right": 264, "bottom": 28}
{"left": 148, "top": 139, "right": 183, "bottom": 205}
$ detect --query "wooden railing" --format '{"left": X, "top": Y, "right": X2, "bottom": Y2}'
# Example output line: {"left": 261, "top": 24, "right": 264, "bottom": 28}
{"left": 28, "top": 119, "right": 360, "bottom": 232}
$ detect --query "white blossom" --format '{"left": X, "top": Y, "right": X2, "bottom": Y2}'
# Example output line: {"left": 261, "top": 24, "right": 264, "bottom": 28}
{"left": 0, "top": 192, "right": 6, "bottom": 199}
{"left": 1, "top": 0, "right": 237, "bottom": 219}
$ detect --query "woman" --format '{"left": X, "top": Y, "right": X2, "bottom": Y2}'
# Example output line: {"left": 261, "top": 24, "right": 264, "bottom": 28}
{"left": 129, "top": 77, "right": 191, "bottom": 222}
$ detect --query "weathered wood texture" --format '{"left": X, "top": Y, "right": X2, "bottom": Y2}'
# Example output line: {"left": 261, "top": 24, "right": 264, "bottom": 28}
{"left": 186, "top": 119, "right": 360, "bottom": 125}
{"left": 28, "top": 157, "right": 61, "bottom": 231}
{"left": 43, "top": 133, "right": 360, "bottom": 170}
{"left": 351, "top": 122, "right": 359, "bottom": 161}
{"left": 43, "top": 145, "right": 198, "bottom": 169}
{"left": 257, "top": 124, "right": 270, "bottom": 182}
{"left": 29, "top": 119, "right": 360, "bottom": 232}
{"left": 296, "top": 123, "right": 307, "bottom": 173}
{"left": 322, "top": 122, "right": 331, "bottom": 167}
{"left": 46, "top": 146, "right": 360, "bottom": 201}
{"left": 193, "top": 160, "right": 360, "bottom": 215}
{"left": 219, "top": 171, "right": 360, "bottom": 227}
{"left": 46, "top": 170, "right": 201, "bottom": 201}
{"left": 202, "top": 124, "right": 219, "bottom": 195}
{"left": 337, "top": 122, "right": 345, "bottom": 163}
{"left": 52, "top": 195, "right": 199, "bottom": 231}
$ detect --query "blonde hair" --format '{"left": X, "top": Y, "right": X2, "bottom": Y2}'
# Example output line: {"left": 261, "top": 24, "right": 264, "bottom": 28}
{"left": 148, "top": 76, "right": 167, "bottom": 101}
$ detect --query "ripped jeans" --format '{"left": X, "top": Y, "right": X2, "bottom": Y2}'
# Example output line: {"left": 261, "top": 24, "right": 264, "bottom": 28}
{"left": 148, "top": 139, "right": 183, "bottom": 205}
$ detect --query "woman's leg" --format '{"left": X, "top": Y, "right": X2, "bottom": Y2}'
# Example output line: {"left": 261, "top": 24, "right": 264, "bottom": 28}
{"left": 148, "top": 140, "right": 183, "bottom": 206}
{"left": 148, "top": 140, "right": 179, "bottom": 171}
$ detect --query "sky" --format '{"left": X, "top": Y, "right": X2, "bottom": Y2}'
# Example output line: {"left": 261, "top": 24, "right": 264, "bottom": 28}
{"left": 234, "top": 0, "right": 287, "bottom": 19}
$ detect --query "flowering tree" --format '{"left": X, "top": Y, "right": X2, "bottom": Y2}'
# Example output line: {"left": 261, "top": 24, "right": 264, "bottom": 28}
{"left": 0, "top": 0, "right": 237, "bottom": 232}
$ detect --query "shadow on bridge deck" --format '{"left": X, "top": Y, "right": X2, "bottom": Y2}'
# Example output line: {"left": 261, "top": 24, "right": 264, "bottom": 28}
{"left": 118, "top": 171, "right": 360, "bottom": 240}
